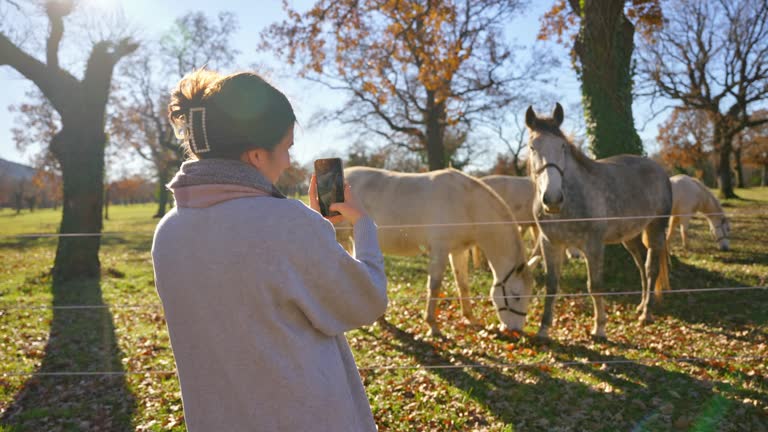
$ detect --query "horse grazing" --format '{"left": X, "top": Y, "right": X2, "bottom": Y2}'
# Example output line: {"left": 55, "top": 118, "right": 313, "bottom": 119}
{"left": 669, "top": 174, "right": 731, "bottom": 251}
{"left": 525, "top": 103, "right": 672, "bottom": 340}
{"left": 342, "top": 167, "right": 540, "bottom": 336}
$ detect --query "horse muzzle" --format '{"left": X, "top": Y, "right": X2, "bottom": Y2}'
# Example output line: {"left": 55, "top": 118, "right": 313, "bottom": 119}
{"left": 541, "top": 192, "right": 564, "bottom": 214}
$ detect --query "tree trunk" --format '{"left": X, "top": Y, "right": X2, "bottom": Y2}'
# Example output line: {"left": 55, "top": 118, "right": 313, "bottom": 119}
{"left": 14, "top": 191, "right": 22, "bottom": 215}
{"left": 715, "top": 126, "right": 737, "bottom": 198}
{"left": 513, "top": 153, "right": 525, "bottom": 176}
{"left": 425, "top": 91, "right": 446, "bottom": 171}
{"left": 763, "top": 164, "right": 768, "bottom": 187}
{"left": 734, "top": 146, "right": 747, "bottom": 188}
{"left": 104, "top": 185, "right": 110, "bottom": 220}
{"left": 154, "top": 166, "right": 170, "bottom": 218}
{"left": 573, "top": 0, "right": 644, "bottom": 158}
{"left": 51, "top": 128, "right": 106, "bottom": 282}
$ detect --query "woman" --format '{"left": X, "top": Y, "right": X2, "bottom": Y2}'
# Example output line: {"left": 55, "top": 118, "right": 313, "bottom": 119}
{"left": 151, "top": 69, "right": 388, "bottom": 431}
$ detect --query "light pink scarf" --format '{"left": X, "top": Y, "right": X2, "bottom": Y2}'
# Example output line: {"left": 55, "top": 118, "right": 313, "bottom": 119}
{"left": 172, "top": 184, "right": 270, "bottom": 208}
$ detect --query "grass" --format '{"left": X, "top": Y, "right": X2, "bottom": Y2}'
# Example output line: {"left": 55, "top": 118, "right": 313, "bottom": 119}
{"left": 0, "top": 188, "right": 767, "bottom": 431}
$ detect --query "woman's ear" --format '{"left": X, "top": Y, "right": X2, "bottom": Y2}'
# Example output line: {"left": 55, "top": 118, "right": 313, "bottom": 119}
{"left": 241, "top": 149, "right": 262, "bottom": 168}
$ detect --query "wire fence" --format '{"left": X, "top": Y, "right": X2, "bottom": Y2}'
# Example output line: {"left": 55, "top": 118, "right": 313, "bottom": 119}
{"left": 0, "top": 209, "right": 765, "bottom": 380}
{"left": 0, "top": 285, "right": 765, "bottom": 312}
{"left": 1, "top": 355, "right": 765, "bottom": 377}
{"left": 1, "top": 209, "right": 765, "bottom": 239}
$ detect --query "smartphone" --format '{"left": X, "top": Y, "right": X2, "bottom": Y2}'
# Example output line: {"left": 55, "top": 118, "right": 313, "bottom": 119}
{"left": 314, "top": 158, "right": 345, "bottom": 217}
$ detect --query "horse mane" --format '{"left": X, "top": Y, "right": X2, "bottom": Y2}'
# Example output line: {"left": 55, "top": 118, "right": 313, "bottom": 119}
{"left": 690, "top": 176, "right": 723, "bottom": 213}
{"left": 526, "top": 117, "right": 596, "bottom": 173}
{"left": 456, "top": 169, "right": 528, "bottom": 261}
{"left": 450, "top": 168, "right": 517, "bottom": 220}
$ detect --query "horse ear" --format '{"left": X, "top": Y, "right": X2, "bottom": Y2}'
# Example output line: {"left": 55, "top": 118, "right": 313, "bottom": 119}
{"left": 527, "top": 255, "right": 542, "bottom": 269}
{"left": 525, "top": 106, "right": 536, "bottom": 129}
{"left": 553, "top": 103, "right": 564, "bottom": 127}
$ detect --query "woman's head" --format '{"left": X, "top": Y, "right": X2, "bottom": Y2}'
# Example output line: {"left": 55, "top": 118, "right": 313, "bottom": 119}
{"left": 168, "top": 69, "right": 296, "bottom": 163}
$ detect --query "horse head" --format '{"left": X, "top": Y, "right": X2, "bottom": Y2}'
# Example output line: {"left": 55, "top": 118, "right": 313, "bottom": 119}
{"left": 490, "top": 255, "right": 541, "bottom": 331}
{"left": 525, "top": 103, "right": 567, "bottom": 214}
{"left": 712, "top": 216, "right": 731, "bottom": 251}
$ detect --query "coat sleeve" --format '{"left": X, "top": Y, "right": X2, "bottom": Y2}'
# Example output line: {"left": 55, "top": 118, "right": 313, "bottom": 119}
{"left": 288, "top": 206, "right": 388, "bottom": 336}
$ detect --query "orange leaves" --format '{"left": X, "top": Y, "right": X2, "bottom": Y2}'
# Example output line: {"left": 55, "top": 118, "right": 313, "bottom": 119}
{"left": 538, "top": 0, "right": 577, "bottom": 44}
{"left": 538, "top": 0, "right": 663, "bottom": 45}
{"left": 657, "top": 108, "right": 712, "bottom": 171}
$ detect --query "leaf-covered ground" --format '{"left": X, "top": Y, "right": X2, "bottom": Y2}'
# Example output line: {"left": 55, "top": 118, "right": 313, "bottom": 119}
{"left": 0, "top": 188, "right": 766, "bottom": 431}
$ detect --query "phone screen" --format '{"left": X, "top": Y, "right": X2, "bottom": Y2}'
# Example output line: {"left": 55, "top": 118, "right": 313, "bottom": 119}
{"left": 314, "top": 158, "right": 345, "bottom": 217}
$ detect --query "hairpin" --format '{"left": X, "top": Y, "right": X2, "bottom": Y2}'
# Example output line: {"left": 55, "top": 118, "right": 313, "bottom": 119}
{"left": 188, "top": 107, "right": 211, "bottom": 153}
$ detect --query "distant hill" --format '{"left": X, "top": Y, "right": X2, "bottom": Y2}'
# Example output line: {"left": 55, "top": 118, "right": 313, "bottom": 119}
{"left": 0, "top": 157, "right": 35, "bottom": 182}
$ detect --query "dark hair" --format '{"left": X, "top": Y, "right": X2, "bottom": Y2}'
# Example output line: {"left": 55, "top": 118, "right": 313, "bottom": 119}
{"left": 168, "top": 69, "right": 296, "bottom": 160}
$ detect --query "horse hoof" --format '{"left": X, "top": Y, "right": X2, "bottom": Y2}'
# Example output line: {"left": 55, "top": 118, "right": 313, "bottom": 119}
{"left": 638, "top": 315, "right": 654, "bottom": 325}
{"left": 427, "top": 328, "right": 442, "bottom": 338}
{"left": 590, "top": 333, "right": 608, "bottom": 342}
{"left": 464, "top": 317, "right": 483, "bottom": 328}
{"left": 635, "top": 304, "right": 645, "bottom": 314}
{"left": 535, "top": 328, "right": 550, "bottom": 340}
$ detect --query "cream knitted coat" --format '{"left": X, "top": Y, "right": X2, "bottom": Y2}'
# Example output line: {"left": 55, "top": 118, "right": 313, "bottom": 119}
{"left": 152, "top": 159, "right": 387, "bottom": 431}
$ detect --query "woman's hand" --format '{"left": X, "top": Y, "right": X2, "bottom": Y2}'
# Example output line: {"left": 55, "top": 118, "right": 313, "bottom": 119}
{"left": 309, "top": 174, "right": 368, "bottom": 225}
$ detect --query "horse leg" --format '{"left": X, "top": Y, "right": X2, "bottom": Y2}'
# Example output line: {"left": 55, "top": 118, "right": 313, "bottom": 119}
{"left": 470, "top": 245, "right": 483, "bottom": 270}
{"left": 640, "top": 221, "right": 670, "bottom": 324}
{"left": 584, "top": 242, "right": 607, "bottom": 340}
{"left": 528, "top": 225, "right": 542, "bottom": 258}
{"left": 425, "top": 250, "right": 449, "bottom": 337}
{"left": 667, "top": 216, "right": 678, "bottom": 247}
{"left": 623, "top": 235, "right": 648, "bottom": 314}
{"left": 538, "top": 240, "right": 565, "bottom": 339}
{"left": 680, "top": 216, "right": 690, "bottom": 250}
{"left": 449, "top": 250, "right": 481, "bottom": 327}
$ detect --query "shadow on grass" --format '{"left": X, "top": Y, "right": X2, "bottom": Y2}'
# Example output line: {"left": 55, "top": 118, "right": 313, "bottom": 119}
{"left": 100, "top": 234, "right": 153, "bottom": 255}
{"left": 0, "top": 275, "right": 137, "bottom": 431}
{"left": 656, "top": 257, "right": 768, "bottom": 328}
{"left": 534, "top": 243, "right": 767, "bottom": 329}
{"left": 373, "top": 321, "right": 766, "bottom": 430}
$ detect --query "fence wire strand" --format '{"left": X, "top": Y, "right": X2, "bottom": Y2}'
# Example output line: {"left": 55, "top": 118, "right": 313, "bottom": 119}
{"left": 2, "top": 209, "right": 766, "bottom": 239}
{"left": 1, "top": 355, "right": 764, "bottom": 377}
{"left": 0, "top": 285, "right": 765, "bottom": 312}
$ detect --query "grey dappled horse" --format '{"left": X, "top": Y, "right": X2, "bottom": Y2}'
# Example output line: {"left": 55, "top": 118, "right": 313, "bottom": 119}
{"left": 526, "top": 103, "right": 672, "bottom": 340}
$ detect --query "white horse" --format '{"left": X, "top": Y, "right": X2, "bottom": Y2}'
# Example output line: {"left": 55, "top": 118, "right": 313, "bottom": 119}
{"left": 341, "top": 167, "right": 540, "bottom": 336}
{"left": 469, "top": 175, "right": 539, "bottom": 269}
{"left": 669, "top": 174, "right": 731, "bottom": 251}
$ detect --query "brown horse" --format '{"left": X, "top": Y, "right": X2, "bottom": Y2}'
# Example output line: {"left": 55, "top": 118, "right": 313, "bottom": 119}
{"left": 526, "top": 103, "right": 672, "bottom": 340}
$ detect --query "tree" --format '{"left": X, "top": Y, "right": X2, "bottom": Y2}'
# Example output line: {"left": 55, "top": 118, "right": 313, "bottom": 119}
{"left": 0, "top": 0, "right": 137, "bottom": 281}
{"left": 262, "top": 0, "right": 545, "bottom": 171}
{"left": 657, "top": 108, "right": 713, "bottom": 177}
{"left": 275, "top": 161, "right": 310, "bottom": 197}
{"left": 31, "top": 164, "right": 62, "bottom": 209}
{"left": 113, "top": 11, "right": 239, "bottom": 218}
{"left": 539, "top": 0, "right": 662, "bottom": 158}
{"left": 741, "top": 110, "right": 768, "bottom": 186}
{"left": 639, "top": 0, "right": 768, "bottom": 198}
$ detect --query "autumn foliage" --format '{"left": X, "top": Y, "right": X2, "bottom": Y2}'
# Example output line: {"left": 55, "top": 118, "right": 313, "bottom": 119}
{"left": 657, "top": 108, "right": 712, "bottom": 173}
{"left": 262, "top": 0, "right": 532, "bottom": 170}
{"left": 538, "top": 0, "right": 663, "bottom": 47}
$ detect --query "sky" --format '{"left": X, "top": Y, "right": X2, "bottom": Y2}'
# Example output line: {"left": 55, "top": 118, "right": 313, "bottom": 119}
{"left": 0, "top": 0, "right": 663, "bottom": 174}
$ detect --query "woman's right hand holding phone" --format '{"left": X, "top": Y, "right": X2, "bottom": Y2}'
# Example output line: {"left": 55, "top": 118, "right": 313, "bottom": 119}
{"left": 309, "top": 174, "right": 368, "bottom": 225}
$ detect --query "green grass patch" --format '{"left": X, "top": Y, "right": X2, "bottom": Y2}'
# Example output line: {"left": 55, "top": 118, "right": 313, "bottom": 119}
{"left": 0, "top": 189, "right": 767, "bottom": 431}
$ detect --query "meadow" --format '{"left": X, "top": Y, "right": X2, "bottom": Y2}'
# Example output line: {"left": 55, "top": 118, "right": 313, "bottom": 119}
{"left": 0, "top": 188, "right": 766, "bottom": 431}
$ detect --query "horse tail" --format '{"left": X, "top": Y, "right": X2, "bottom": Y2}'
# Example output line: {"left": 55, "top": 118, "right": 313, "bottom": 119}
{"left": 655, "top": 242, "right": 671, "bottom": 301}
